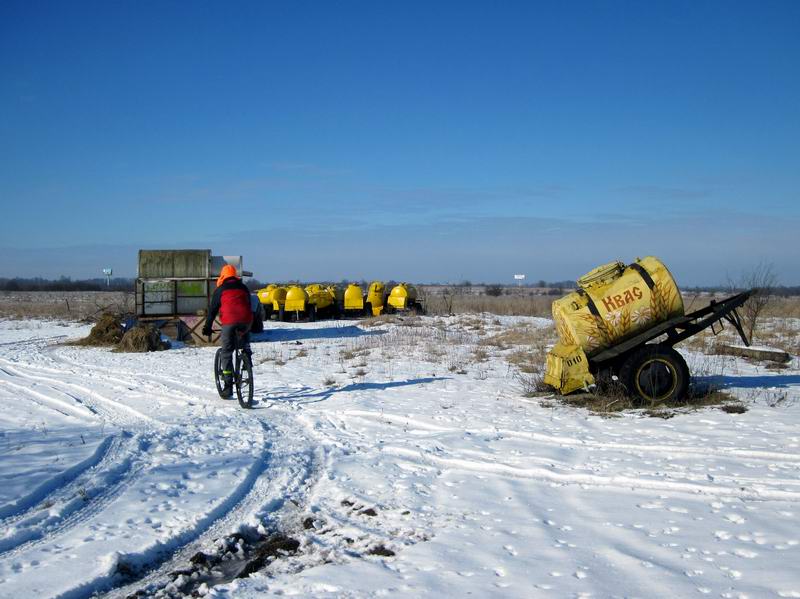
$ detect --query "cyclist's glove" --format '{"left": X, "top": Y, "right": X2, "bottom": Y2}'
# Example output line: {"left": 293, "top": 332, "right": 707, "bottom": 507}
{"left": 202, "top": 325, "right": 212, "bottom": 337}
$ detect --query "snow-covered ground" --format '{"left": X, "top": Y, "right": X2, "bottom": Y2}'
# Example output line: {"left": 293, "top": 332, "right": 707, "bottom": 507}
{"left": 0, "top": 316, "right": 799, "bottom": 598}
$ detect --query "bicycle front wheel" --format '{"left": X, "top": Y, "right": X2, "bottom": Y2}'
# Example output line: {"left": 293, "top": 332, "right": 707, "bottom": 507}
{"left": 235, "top": 351, "right": 254, "bottom": 409}
{"left": 214, "top": 348, "right": 226, "bottom": 398}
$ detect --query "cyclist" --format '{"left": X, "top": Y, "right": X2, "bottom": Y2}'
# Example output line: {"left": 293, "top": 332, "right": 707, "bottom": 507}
{"left": 202, "top": 264, "right": 253, "bottom": 398}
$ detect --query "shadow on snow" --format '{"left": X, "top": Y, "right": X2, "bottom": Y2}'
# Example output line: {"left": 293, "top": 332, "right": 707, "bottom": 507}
{"left": 250, "top": 325, "right": 385, "bottom": 344}
{"left": 696, "top": 374, "right": 800, "bottom": 390}
{"left": 252, "top": 377, "right": 442, "bottom": 407}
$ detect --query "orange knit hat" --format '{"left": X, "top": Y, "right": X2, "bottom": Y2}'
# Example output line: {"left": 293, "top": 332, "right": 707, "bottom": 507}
{"left": 216, "top": 264, "right": 238, "bottom": 287}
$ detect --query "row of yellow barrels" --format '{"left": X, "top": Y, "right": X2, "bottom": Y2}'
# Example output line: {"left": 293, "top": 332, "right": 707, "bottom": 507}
{"left": 256, "top": 282, "right": 424, "bottom": 321}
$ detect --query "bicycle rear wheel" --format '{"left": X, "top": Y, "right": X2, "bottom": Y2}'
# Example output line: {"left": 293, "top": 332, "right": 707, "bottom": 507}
{"left": 214, "top": 348, "right": 226, "bottom": 398}
{"left": 235, "top": 350, "right": 254, "bottom": 409}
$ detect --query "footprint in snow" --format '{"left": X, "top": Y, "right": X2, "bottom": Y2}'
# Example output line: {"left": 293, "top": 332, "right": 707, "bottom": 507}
{"left": 503, "top": 544, "right": 518, "bottom": 556}
{"left": 725, "top": 514, "right": 746, "bottom": 524}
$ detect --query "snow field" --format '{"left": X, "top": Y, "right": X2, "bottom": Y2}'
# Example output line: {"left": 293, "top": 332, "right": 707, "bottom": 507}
{"left": 0, "top": 316, "right": 799, "bottom": 598}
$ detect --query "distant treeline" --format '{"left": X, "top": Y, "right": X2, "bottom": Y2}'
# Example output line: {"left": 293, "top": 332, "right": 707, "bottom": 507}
{"left": 3, "top": 277, "right": 798, "bottom": 296}
{"left": 682, "top": 285, "right": 800, "bottom": 297}
{"left": 0, "top": 277, "right": 135, "bottom": 292}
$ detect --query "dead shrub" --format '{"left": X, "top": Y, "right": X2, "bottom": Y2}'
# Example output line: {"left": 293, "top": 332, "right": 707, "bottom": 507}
{"left": 513, "top": 368, "right": 551, "bottom": 398}
{"left": 72, "top": 313, "right": 124, "bottom": 346}
{"left": 472, "top": 347, "right": 489, "bottom": 363}
{"left": 116, "top": 324, "right": 170, "bottom": 353}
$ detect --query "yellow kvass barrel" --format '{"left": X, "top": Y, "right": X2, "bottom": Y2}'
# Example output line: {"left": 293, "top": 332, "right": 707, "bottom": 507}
{"left": 256, "top": 284, "right": 276, "bottom": 305}
{"left": 284, "top": 285, "right": 308, "bottom": 312}
{"left": 344, "top": 284, "right": 365, "bottom": 310}
{"left": 270, "top": 286, "right": 287, "bottom": 310}
{"left": 388, "top": 283, "right": 417, "bottom": 310}
{"left": 552, "top": 256, "right": 684, "bottom": 355}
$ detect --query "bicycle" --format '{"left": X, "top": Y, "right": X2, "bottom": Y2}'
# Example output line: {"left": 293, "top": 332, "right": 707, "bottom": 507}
{"left": 212, "top": 329, "right": 254, "bottom": 409}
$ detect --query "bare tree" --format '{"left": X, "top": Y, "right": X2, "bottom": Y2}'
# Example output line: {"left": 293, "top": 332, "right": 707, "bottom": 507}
{"left": 441, "top": 286, "right": 455, "bottom": 315}
{"left": 736, "top": 262, "right": 778, "bottom": 342}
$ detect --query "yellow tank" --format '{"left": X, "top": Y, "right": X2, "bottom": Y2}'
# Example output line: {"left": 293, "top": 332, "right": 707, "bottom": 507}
{"left": 327, "top": 285, "right": 343, "bottom": 305}
{"left": 284, "top": 285, "right": 308, "bottom": 313}
{"left": 344, "top": 284, "right": 364, "bottom": 311}
{"left": 553, "top": 257, "right": 683, "bottom": 354}
{"left": 256, "top": 284, "right": 276, "bottom": 305}
{"left": 545, "top": 256, "right": 684, "bottom": 394}
{"left": 305, "top": 284, "right": 335, "bottom": 312}
{"left": 269, "top": 286, "right": 287, "bottom": 311}
{"left": 365, "top": 281, "right": 387, "bottom": 316}
{"left": 387, "top": 283, "right": 419, "bottom": 311}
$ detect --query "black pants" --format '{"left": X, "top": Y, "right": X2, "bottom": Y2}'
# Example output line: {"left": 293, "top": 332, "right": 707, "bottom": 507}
{"left": 220, "top": 323, "right": 251, "bottom": 381}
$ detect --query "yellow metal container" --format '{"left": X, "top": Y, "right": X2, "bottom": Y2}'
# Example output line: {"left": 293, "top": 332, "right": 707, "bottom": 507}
{"left": 305, "top": 284, "right": 335, "bottom": 311}
{"left": 365, "top": 281, "right": 387, "bottom": 316}
{"left": 269, "top": 286, "right": 287, "bottom": 311}
{"left": 388, "top": 283, "right": 418, "bottom": 311}
{"left": 545, "top": 256, "right": 684, "bottom": 395}
{"left": 256, "top": 284, "right": 276, "bottom": 305}
{"left": 284, "top": 285, "right": 308, "bottom": 312}
{"left": 551, "top": 256, "right": 684, "bottom": 356}
{"left": 543, "top": 343, "right": 594, "bottom": 395}
{"left": 327, "top": 285, "right": 343, "bottom": 305}
{"left": 344, "top": 284, "right": 364, "bottom": 311}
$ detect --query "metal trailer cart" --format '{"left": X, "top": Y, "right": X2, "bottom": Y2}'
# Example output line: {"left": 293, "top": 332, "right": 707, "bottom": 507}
{"left": 134, "top": 249, "right": 253, "bottom": 345}
{"left": 584, "top": 290, "right": 755, "bottom": 402}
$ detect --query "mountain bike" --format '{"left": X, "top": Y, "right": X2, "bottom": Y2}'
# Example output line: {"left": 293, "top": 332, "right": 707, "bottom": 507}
{"left": 213, "top": 329, "right": 254, "bottom": 409}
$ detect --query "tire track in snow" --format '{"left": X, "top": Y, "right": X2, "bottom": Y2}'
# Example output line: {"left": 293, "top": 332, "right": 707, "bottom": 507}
{"left": 0, "top": 359, "right": 160, "bottom": 428}
{"left": 99, "top": 415, "right": 325, "bottom": 599}
{"left": 0, "top": 435, "right": 114, "bottom": 521}
{"left": 0, "top": 333, "right": 327, "bottom": 599}
{"left": 0, "top": 433, "right": 144, "bottom": 555}
{"left": 0, "top": 367, "right": 98, "bottom": 421}
{"left": 344, "top": 409, "right": 800, "bottom": 465}
{"left": 0, "top": 335, "right": 68, "bottom": 348}
{"left": 380, "top": 445, "right": 800, "bottom": 502}
{"left": 43, "top": 347, "right": 212, "bottom": 402}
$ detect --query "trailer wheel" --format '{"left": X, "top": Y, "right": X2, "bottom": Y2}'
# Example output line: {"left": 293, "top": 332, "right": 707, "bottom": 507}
{"left": 364, "top": 302, "right": 372, "bottom": 318}
{"left": 307, "top": 304, "right": 317, "bottom": 322}
{"left": 278, "top": 306, "right": 285, "bottom": 322}
{"left": 619, "top": 345, "right": 689, "bottom": 405}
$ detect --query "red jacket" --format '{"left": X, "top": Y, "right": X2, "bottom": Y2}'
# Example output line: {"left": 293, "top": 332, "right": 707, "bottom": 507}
{"left": 206, "top": 277, "right": 253, "bottom": 327}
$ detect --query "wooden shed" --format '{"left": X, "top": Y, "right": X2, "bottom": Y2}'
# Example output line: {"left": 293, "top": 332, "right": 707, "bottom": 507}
{"left": 135, "top": 249, "right": 252, "bottom": 344}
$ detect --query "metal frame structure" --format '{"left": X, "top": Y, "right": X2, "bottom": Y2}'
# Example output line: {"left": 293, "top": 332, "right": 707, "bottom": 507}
{"left": 590, "top": 290, "right": 754, "bottom": 367}
{"left": 134, "top": 250, "right": 251, "bottom": 345}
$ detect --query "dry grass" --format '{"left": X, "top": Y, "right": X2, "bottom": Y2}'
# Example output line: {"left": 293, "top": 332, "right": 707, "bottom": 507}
{"left": 763, "top": 296, "right": 800, "bottom": 319}
{"left": 0, "top": 291, "right": 133, "bottom": 321}
{"left": 552, "top": 386, "right": 744, "bottom": 417}
{"left": 257, "top": 348, "right": 287, "bottom": 366}
{"left": 472, "top": 347, "right": 489, "bottom": 363}
{"left": 681, "top": 294, "right": 800, "bottom": 354}
{"left": 69, "top": 313, "right": 124, "bottom": 346}
{"left": 116, "top": 324, "right": 169, "bottom": 352}
{"left": 482, "top": 323, "right": 556, "bottom": 350}
{"left": 421, "top": 290, "right": 555, "bottom": 317}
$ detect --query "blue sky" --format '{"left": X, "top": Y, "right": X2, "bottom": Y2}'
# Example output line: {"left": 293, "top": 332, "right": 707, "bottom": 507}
{"left": 1, "top": 1, "right": 798, "bottom": 285}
